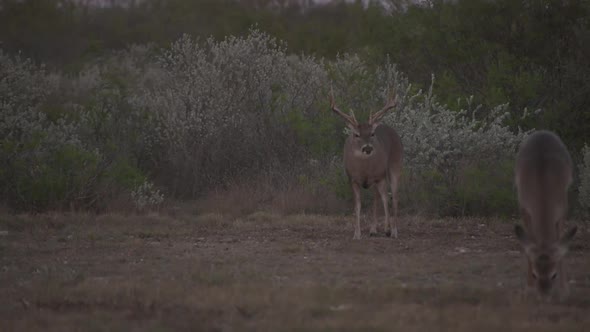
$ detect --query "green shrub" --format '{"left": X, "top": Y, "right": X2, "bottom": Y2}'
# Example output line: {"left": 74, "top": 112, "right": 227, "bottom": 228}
{"left": 4, "top": 142, "right": 101, "bottom": 210}
{"left": 455, "top": 160, "right": 517, "bottom": 217}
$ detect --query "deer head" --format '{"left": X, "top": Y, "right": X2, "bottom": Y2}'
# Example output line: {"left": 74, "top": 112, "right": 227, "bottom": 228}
{"left": 515, "top": 224, "right": 577, "bottom": 295}
{"left": 329, "top": 90, "right": 397, "bottom": 156}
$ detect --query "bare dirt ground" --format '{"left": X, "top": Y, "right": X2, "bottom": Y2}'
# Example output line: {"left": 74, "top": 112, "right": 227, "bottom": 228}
{"left": 1, "top": 212, "right": 589, "bottom": 331}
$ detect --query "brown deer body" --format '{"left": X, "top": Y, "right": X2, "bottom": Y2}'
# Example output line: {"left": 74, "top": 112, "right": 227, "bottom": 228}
{"left": 514, "top": 130, "right": 577, "bottom": 298}
{"left": 330, "top": 92, "right": 403, "bottom": 240}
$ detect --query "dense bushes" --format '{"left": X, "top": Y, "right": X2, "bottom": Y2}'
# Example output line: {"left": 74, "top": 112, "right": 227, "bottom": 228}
{"left": 2, "top": 0, "right": 589, "bottom": 155}
{"left": 132, "top": 31, "right": 325, "bottom": 197}
{"left": 0, "top": 48, "right": 155, "bottom": 211}
{"left": 2, "top": 28, "right": 586, "bottom": 217}
{"left": 1, "top": 0, "right": 589, "bottom": 218}
{"left": 326, "top": 55, "right": 526, "bottom": 215}
{"left": 0, "top": 50, "right": 89, "bottom": 210}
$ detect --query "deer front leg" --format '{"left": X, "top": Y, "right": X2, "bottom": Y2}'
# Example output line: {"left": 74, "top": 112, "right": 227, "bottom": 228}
{"left": 352, "top": 182, "right": 362, "bottom": 240}
{"left": 388, "top": 175, "right": 399, "bottom": 238}
{"left": 370, "top": 186, "right": 379, "bottom": 237}
{"left": 519, "top": 207, "right": 534, "bottom": 292}
{"left": 375, "top": 180, "right": 390, "bottom": 238}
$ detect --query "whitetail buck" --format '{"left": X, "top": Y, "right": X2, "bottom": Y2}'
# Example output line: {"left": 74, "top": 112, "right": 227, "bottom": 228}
{"left": 514, "top": 130, "right": 577, "bottom": 298}
{"left": 330, "top": 91, "right": 403, "bottom": 239}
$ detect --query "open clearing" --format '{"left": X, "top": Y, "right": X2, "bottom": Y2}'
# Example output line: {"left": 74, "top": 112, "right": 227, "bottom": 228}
{"left": 1, "top": 213, "right": 589, "bottom": 331}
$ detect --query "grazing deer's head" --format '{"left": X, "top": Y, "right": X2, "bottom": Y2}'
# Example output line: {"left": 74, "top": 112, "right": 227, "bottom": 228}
{"left": 514, "top": 225, "right": 577, "bottom": 295}
{"left": 514, "top": 130, "right": 577, "bottom": 298}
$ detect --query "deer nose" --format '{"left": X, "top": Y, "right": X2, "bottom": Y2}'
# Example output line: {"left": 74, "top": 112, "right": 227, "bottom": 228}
{"left": 361, "top": 145, "right": 373, "bottom": 155}
{"left": 538, "top": 280, "right": 551, "bottom": 294}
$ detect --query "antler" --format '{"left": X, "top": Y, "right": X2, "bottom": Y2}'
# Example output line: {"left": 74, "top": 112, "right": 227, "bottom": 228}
{"left": 369, "top": 89, "right": 397, "bottom": 125}
{"left": 329, "top": 88, "right": 358, "bottom": 127}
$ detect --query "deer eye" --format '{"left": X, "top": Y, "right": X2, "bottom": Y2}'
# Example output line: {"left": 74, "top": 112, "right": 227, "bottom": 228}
{"left": 551, "top": 272, "right": 558, "bottom": 280}
{"left": 354, "top": 133, "right": 360, "bottom": 138}
{"left": 371, "top": 133, "right": 375, "bottom": 137}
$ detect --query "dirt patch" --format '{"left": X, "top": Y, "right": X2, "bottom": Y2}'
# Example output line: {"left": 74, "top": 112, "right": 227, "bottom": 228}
{"left": 0, "top": 213, "right": 589, "bottom": 331}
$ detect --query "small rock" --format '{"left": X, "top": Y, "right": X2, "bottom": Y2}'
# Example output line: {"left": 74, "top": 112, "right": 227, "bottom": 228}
{"left": 455, "top": 247, "right": 469, "bottom": 253}
{"left": 329, "top": 304, "right": 352, "bottom": 311}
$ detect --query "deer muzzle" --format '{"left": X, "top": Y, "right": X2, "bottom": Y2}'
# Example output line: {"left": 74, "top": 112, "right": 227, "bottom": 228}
{"left": 361, "top": 144, "right": 373, "bottom": 155}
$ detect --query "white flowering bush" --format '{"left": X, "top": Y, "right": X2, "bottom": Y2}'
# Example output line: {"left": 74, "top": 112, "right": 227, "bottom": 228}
{"left": 0, "top": 50, "right": 98, "bottom": 210}
{"left": 131, "top": 180, "right": 164, "bottom": 211}
{"left": 327, "top": 55, "right": 528, "bottom": 215}
{"left": 131, "top": 29, "right": 327, "bottom": 196}
{"left": 0, "top": 32, "right": 537, "bottom": 216}
{"left": 579, "top": 145, "right": 590, "bottom": 215}
{"left": 0, "top": 47, "right": 156, "bottom": 211}
{"left": 328, "top": 55, "right": 528, "bottom": 171}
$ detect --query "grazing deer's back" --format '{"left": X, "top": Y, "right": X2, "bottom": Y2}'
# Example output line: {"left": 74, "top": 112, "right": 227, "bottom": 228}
{"left": 516, "top": 131, "right": 572, "bottom": 202}
{"left": 516, "top": 130, "right": 572, "bottom": 239}
{"left": 513, "top": 130, "right": 577, "bottom": 298}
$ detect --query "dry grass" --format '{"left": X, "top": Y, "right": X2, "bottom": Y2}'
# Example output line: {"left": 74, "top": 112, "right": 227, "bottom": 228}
{"left": 194, "top": 176, "right": 347, "bottom": 217}
{"left": 1, "top": 213, "right": 589, "bottom": 331}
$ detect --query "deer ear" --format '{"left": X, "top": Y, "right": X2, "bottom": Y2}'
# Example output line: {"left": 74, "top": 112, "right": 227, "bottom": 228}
{"left": 560, "top": 225, "right": 577, "bottom": 245}
{"left": 554, "top": 226, "right": 577, "bottom": 259}
{"left": 514, "top": 225, "right": 531, "bottom": 247}
{"left": 371, "top": 121, "right": 380, "bottom": 131}
{"left": 556, "top": 226, "right": 577, "bottom": 257}
{"left": 346, "top": 123, "right": 359, "bottom": 135}
{"left": 515, "top": 225, "right": 536, "bottom": 256}
{"left": 514, "top": 225, "right": 527, "bottom": 242}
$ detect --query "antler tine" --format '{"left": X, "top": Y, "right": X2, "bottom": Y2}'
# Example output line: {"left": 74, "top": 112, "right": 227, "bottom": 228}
{"left": 329, "top": 87, "right": 358, "bottom": 127}
{"left": 369, "top": 89, "right": 398, "bottom": 124}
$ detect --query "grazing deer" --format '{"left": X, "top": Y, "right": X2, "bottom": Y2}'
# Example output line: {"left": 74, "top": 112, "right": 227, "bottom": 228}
{"left": 514, "top": 130, "right": 577, "bottom": 298}
{"left": 330, "top": 91, "right": 403, "bottom": 240}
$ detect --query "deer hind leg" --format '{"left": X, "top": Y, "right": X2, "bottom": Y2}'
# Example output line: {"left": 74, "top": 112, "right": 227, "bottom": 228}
{"left": 556, "top": 218, "right": 570, "bottom": 300}
{"left": 352, "top": 182, "right": 362, "bottom": 240}
{"left": 387, "top": 173, "right": 399, "bottom": 239}
{"left": 519, "top": 206, "right": 535, "bottom": 291}
{"left": 375, "top": 180, "right": 390, "bottom": 238}
{"left": 370, "top": 186, "right": 380, "bottom": 237}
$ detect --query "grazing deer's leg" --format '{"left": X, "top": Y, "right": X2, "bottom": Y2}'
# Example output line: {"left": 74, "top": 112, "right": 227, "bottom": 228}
{"left": 558, "top": 260, "right": 569, "bottom": 300}
{"left": 519, "top": 207, "right": 534, "bottom": 289}
{"left": 556, "top": 218, "right": 570, "bottom": 298}
{"left": 388, "top": 174, "right": 399, "bottom": 239}
{"left": 352, "top": 182, "right": 362, "bottom": 240}
{"left": 370, "top": 186, "right": 379, "bottom": 237}
{"left": 376, "top": 180, "right": 390, "bottom": 238}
